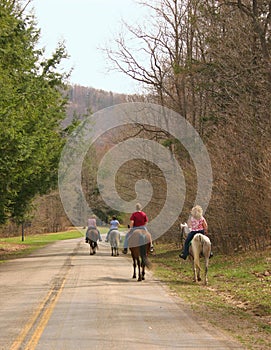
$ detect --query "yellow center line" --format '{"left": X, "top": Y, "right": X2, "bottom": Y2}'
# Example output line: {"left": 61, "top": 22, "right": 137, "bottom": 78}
{"left": 10, "top": 289, "right": 54, "bottom": 350}
{"left": 24, "top": 277, "right": 66, "bottom": 350}
{"left": 10, "top": 245, "right": 79, "bottom": 350}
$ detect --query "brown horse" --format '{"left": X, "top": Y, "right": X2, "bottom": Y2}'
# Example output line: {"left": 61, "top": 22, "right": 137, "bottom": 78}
{"left": 128, "top": 229, "right": 152, "bottom": 281}
{"left": 86, "top": 228, "right": 99, "bottom": 255}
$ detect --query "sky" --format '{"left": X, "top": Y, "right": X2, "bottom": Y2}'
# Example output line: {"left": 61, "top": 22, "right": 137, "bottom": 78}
{"left": 30, "top": 0, "right": 149, "bottom": 94}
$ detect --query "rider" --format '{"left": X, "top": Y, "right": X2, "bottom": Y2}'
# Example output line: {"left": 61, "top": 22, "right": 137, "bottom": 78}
{"left": 85, "top": 214, "right": 102, "bottom": 242}
{"left": 179, "top": 205, "right": 212, "bottom": 260}
{"left": 122, "top": 203, "right": 153, "bottom": 254}
{"left": 105, "top": 216, "right": 120, "bottom": 242}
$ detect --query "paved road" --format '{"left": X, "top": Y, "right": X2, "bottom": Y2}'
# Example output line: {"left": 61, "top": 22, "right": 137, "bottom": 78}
{"left": 0, "top": 236, "right": 244, "bottom": 350}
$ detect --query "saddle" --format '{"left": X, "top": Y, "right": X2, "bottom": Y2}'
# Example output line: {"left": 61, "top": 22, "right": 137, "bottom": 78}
{"left": 86, "top": 228, "right": 98, "bottom": 242}
{"left": 128, "top": 229, "right": 151, "bottom": 248}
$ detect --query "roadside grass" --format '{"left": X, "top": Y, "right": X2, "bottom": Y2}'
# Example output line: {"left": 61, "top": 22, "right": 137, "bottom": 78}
{"left": 151, "top": 243, "right": 271, "bottom": 350}
{"left": 0, "top": 225, "right": 125, "bottom": 262}
{"left": 0, "top": 229, "right": 83, "bottom": 262}
{"left": 1, "top": 229, "right": 270, "bottom": 349}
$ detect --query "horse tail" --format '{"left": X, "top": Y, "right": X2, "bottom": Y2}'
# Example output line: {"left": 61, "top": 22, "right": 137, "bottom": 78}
{"left": 192, "top": 234, "right": 201, "bottom": 269}
{"left": 139, "top": 234, "right": 151, "bottom": 269}
{"left": 116, "top": 231, "right": 120, "bottom": 248}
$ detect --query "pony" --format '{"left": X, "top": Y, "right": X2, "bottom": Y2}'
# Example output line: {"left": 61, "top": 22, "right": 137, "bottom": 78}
{"left": 180, "top": 223, "right": 211, "bottom": 285}
{"left": 86, "top": 228, "right": 99, "bottom": 255}
{"left": 128, "top": 229, "right": 152, "bottom": 281}
{"left": 108, "top": 229, "right": 121, "bottom": 256}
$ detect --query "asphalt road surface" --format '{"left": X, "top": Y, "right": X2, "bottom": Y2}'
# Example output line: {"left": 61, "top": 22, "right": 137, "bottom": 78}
{"left": 0, "top": 236, "right": 244, "bottom": 350}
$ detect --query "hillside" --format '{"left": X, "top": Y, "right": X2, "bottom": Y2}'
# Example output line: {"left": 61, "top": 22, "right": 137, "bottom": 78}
{"left": 0, "top": 85, "right": 134, "bottom": 237}
{"left": 65, "top": 84, "right": 132, "bottom": 125}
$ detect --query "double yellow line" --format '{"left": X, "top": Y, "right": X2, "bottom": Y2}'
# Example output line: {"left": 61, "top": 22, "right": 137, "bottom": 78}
{"left": 10, "top": 277, "right": 66, "bottom": 350}
{"left": 10, "top": 241, "right": 81, "bottom": 350}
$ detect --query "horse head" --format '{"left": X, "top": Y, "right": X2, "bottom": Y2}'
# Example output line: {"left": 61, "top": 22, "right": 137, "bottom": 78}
{"left": 180, "top": 222, "right": 190, "bottom": 238}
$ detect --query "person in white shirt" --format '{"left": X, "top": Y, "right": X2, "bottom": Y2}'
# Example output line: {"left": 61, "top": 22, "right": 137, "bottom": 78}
{"left": 105, "top": 216, "right": 120, "bottom": 242}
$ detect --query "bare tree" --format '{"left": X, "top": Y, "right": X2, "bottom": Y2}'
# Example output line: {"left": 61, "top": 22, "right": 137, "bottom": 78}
{"left": 104, "top": 0, "right": 271, "bottom": 251}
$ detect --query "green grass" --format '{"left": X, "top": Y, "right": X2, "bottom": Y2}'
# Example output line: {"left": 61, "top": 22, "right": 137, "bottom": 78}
{"left": 0, "top": 225, "right": 127, "bottom": 262}
{"left": 0, "top": 229, "right": 83, "bottom": 262}
{"left": 0, "top": 230, "right": 83, "bottom": 245}
{"left": 1, "top": 231, "right": 270, "bottom": 349}
{"left": 151, "top": 243, "right": 271, "bottom": 350}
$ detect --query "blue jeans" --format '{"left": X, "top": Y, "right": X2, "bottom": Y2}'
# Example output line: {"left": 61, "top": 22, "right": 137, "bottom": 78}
{"left": 123, "top": 226, "right": 147, "bottom": 249}
{"left": 182, "top": 230, "right": 205, "bottom": 257}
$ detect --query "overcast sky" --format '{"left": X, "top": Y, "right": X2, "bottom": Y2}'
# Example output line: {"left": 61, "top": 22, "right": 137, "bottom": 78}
{"left": 31, "top": 0, "right": 149, "bottom": 94}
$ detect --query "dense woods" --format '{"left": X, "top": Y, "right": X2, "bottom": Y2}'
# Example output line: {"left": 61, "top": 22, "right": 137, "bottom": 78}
{"left": 103, "top": 0, "right": 271, "bottom": 251}
{"left": 0, "top": 0, "right": 270, "bottom": 253}
{"left": 0, "top": 0, "right": 69, "bottom": 225}
{"left": 65, "top": 85, "right": 130, "bottom": 125}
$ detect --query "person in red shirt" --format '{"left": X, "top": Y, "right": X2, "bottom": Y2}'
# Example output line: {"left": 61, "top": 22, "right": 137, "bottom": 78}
{"left": 122, "top": 203, "right": 153, "bottom": 254}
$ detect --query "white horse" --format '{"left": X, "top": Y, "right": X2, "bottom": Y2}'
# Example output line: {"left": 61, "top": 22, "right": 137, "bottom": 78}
{"left": 109, "top": 229, "right": 121, "bottom": 256}
{"left": 180, "top": 223, "right": 211, "bottom": 285}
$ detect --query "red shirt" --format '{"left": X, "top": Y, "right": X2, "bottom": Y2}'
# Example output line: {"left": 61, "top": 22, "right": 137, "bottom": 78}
{"left": 130, "top": 211, "right": 148, "bottom": 227}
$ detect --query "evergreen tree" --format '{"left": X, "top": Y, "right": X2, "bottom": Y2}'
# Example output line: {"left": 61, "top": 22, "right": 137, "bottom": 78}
{"left": 0, "top": 0, "right": 69, "bottom": 223}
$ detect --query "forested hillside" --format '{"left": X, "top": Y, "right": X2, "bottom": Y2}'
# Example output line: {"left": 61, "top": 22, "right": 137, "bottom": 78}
{"left": 65, "top": 85, "right": 130, "bottom": 125}
{"left": 0, "top": 83, "right": 132, "bottom": 237}
{"left": 1, "top": 0, "right": 270, "bottom": 254}
{"left": 90, "top": 0, "right": 271, "bottom": 252}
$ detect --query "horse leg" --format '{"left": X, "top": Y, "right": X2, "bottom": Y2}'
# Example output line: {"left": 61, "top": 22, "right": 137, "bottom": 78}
{"left": 204, "top": 257, "right": 209, "bottom": 285}
{"left": 92, "top": 242, "right": 96, "bottom": 255}
{"left": 132, "top": 257, "right": 136, "bottom": 279}
{"left": 193, "top": 256, "right": 201, "bottom": 282}
{"left": 89, "top": 243, "right": 93, "bottom": 255}
{"left": 116, "top": 247, "right": 119, "bottom": 256}
{"left": 197, "top": 266, "right": 201, "bottom": 282}
{"left": 111, "top": 247, "right": 114, "bottom": 256}
{"left": 141, "top": 259, "right": 145, "bottom": 280}
{"left": 191, "top": 260, "right": 197, "bottom": 282}
{"left": 203, "top": 244, "right": 211, "bottom": 285}
{"left": 193, "top": 263, "right": 198, "bottom": 282}
{"left": 137, "top": 258, "right": 142, "bottom": 281}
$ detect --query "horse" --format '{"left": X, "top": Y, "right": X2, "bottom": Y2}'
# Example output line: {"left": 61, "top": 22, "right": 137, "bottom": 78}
{"left": 86, "top": 228, "right": 99, "bottom": 255}
{"left": 128, "top": 229, "right": 152, "bottom": 281}
{"left": 180, "top": 223, "right": 211, "bottom": 285}
{"left": 108, "top": 229, "right": 121, "bottom": 256}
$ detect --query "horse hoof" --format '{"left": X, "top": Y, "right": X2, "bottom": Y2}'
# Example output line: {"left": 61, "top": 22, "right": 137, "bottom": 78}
{"left": 137, "top": 278, "right": 142, "bottom": 282}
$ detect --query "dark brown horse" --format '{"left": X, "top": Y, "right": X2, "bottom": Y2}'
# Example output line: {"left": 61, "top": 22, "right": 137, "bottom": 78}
{"left": 86, "top": 228, "right": 99, "bottom": 255}
{"left": 128, "top": 229, "right": 152, "bottom": 281}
